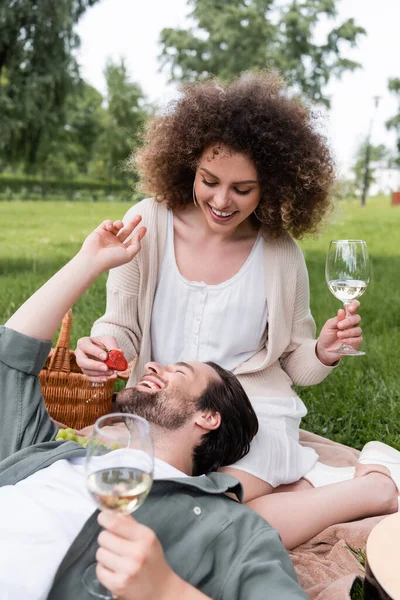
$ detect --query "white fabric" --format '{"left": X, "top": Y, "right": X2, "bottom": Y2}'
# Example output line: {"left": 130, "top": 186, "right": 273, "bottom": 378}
{"left": 358, "top": 441, "right": 400, "bottom": 509}
{"left": 303, "top": 462, "right": 356, "bottom": 488}
{"left": 92, "top": 197, "right": 335, "bottom": 403}
{"left": 228, "top": 396, "right": 318, "bottom": 487}
{"left": 151, "top": 211, "right": 268, "bottom": 371}
{"left": 0, "top": 454, "right": 186, "bottom": 600}
{"left": 150, "top": 212, "right": 318, "bottom": 486}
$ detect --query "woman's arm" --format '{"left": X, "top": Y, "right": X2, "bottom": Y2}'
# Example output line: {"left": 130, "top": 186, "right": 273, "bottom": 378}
{"left": 280, "top": 245, "right": 362, "bottom": 385}
{"left": 75, "top": 201, "right": 151, "bottom": 379}
{"left": 279, "top": 245, "right": 335, "bottom": 386}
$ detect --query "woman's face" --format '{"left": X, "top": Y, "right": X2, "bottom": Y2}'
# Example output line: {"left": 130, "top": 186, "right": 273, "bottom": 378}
{"left": 194, "top": 145, "right": 261, "bottom": 233}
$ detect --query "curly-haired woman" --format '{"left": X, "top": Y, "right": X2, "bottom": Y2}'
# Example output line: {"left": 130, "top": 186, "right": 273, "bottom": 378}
{"left": 75, "top": 72, "right": 373, "bottom": 548}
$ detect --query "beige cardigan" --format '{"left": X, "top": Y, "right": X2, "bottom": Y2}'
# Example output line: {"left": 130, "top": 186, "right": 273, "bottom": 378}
{"left": 92, "top": 198, "right": 335, "bottom": 397}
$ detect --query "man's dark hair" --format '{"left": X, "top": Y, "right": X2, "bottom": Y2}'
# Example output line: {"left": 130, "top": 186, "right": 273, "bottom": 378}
{"left": 192, "top": 362, "right": 258, "bottom": 476}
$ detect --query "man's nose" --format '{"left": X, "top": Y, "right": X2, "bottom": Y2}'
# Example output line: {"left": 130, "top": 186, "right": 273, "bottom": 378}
{"left": 144, "top": 361, "right": 164, "bottom": 376}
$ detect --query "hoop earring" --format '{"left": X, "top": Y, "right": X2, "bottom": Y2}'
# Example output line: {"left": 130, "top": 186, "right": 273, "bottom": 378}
{"left": 193, "top": 181, "right": 199, "bottom": 207}
{"left": 253, "top": 206, "right": 264, "bottom": 223}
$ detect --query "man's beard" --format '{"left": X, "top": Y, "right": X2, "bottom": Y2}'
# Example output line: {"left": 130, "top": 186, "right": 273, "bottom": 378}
{"left": 115, "top": 387, "right": 196, "bottom": 430}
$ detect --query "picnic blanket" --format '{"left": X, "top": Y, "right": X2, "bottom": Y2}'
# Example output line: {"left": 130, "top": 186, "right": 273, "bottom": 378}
{"left": 293, "top": 430, "right": 386, "bottom": 600}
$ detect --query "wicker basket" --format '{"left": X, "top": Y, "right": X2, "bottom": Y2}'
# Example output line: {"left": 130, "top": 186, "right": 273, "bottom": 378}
{"left": 39, "top": 310, "right": 128, "bottom": 430}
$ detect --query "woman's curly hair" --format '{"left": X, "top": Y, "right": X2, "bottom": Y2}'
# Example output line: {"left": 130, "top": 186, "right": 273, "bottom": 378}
{"left": 130, "top": 71, "right": 335, "bottom": 238}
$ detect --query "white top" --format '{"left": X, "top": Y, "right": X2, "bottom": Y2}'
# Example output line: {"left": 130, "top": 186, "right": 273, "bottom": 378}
{"left": 151, "top": 211, "right": 268, "bottom": 371}
{"left": 0, "top": 454, "right": 186, "bottom": 600}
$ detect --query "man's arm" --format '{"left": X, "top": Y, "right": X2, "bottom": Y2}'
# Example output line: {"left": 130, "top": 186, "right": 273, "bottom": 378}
{"left": 6, "top": 218, "right": 146, "bottom": 341}
{"left": 0, "top": 218, "right": 146, "bottom": 458}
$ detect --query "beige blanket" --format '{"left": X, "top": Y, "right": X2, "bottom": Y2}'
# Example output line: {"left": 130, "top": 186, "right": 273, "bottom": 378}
{"left": 294, "top": 430, "right": 386, "bottom": 599}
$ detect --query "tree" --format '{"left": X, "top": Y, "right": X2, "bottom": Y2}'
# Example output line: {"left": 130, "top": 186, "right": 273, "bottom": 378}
{"left": 352, "top": 141, "right": 390, "bottom": 197}
{"left": 386, "top": 78, "right": 400, "bottom": 168}
{"left": 96, "top": 59, "right": 149, "bottom": 181}
{"left": 159, "top": 0, "right": 365, "bottom": 106}
{"left": 37, "top": 81, "right": 107, "bottom": 178}
{"left": 0, "top": 0, "right": 100, "bottom": 169}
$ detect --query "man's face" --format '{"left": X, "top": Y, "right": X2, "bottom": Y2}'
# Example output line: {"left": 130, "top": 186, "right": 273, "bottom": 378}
{"left": 115, "top": 361, "right": 220, "bottom": 430}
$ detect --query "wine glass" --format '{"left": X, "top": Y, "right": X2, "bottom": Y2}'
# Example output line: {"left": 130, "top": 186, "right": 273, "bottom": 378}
{"left": 325, "top": 239, "right": 370, "bottom": 356}
{"left": 82, "top": 413, "right": 154, "bottom": 599}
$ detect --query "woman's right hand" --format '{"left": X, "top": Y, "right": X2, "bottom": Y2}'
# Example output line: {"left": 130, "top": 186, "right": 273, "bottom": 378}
{"left": 75, "top": 335, "right": 119, "bottom": 382}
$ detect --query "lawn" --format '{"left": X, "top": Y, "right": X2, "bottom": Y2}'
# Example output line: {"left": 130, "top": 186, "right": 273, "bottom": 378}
{"left": 0, "top": 196, "right": 399, "bottom": 451}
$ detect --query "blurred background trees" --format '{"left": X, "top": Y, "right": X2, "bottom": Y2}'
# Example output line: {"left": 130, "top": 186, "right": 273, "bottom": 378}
{"left": 0, "top": 0, "right": 101, "bottom": 170}
{"left": 160, "top": 0, "right": 366, "bottom": 106}
{"left": 0, "top": 0, "right": 398, "bottom": 198}
{"left": 352, "top": 142, "right": 390, "bottom": 197}
{"left": 386, "top": 78, "right": 400, "bottom": 168}
{"left": 0, "top": 0, "right": 148, "bottom": 186}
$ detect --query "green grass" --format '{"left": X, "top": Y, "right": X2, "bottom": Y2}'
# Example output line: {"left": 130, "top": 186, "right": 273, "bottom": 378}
{"left": 298, "top": 196, "right": 400, "bottom": 451}
{"left": 1, "top": 196, "right": 399, "bottom": 454}
{"left": 0, "top": 200, "right": 129, "bottom": 345}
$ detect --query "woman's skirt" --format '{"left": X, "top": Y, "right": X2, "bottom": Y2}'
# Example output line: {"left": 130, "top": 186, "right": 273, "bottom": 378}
{"left": 228, "top": 396, "right": 318, "bottom": 488}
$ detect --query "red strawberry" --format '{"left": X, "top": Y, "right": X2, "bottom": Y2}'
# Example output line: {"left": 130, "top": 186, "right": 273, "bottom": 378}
{"left": 92, "top": 340, "right": 129, "bottom": 372}
{"left": 104, "top": 349, "right": 128, "bottom": 372}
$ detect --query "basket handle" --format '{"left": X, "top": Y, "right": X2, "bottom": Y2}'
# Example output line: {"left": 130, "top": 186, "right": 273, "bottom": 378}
{"left": 47, "top": 309, "right": 72, "bottom": 374}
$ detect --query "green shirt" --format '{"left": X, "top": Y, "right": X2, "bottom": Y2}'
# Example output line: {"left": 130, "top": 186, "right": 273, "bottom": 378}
{"left": 0, "top": 325, "right": 308, "bottom": 599}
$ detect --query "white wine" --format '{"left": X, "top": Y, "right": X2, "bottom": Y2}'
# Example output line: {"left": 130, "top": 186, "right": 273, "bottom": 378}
{"left": 328, "top": 279, "right": 368, "bottom": 303}
{"left": 87, "top": 467, "right": 152, "bottom": 514}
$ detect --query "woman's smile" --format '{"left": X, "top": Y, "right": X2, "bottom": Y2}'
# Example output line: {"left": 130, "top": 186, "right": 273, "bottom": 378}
{"left": 207, "top": 203, "right": 238, "bottom": 223}
{"left": 194, "top": 145, "right": 261, "bottom": 235}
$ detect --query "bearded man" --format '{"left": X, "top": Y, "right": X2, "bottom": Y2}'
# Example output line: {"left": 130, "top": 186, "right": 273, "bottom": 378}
{"left": 0, "top": 217, "right": 307, "bottom": 600}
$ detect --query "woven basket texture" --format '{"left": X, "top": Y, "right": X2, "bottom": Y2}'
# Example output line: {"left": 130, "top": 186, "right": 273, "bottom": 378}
{"left": 39, "top": 310, "right": 119, "bottom": 429}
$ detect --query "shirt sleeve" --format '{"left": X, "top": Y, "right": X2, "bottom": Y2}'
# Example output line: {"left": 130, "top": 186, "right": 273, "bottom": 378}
{"left": 221, "top": 526, "right": 309, "bottom": 600}
{"left": 0, "top": 326, "right": 57, "bottom": 461}
{"left": 279, "top": 244, "right": 336, "bottom": 386}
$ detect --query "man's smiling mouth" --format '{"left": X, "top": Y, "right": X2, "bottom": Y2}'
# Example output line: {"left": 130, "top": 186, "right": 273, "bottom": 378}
{"left": 136, "top": 376, "right": 165, "bottom": 391}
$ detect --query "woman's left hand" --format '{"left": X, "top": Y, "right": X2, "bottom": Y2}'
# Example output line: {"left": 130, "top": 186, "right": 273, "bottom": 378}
{"left": 316, "top": 300, "right": 362, "bottom": 366}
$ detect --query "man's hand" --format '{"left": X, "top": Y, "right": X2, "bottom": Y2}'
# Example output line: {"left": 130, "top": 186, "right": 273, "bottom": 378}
{"left": 96, "top": 512, "right": 207, "bottom": 600}
{"left": 6, "top": 215, "right": 146, "bottom": 340}
{"left": 5, "top": 216, "right": 146, "bottom": 342}
{"left": 79, "top": 216, "right": 146, "bottom": 275}
{"left": 316, "top": 300, "right": 362, "bottom": 365}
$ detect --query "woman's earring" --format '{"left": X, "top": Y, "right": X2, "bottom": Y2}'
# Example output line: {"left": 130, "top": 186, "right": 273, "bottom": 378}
{"left": 253, "top": 206, "right": 263, "bottom": 222}
{"left": 193, "top": 182, "right": 199, "bottom": 207}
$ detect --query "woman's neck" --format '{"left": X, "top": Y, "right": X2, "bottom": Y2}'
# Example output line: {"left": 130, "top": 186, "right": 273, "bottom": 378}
{"left": 174, "top": 204, "right": 257, "bottom": 244}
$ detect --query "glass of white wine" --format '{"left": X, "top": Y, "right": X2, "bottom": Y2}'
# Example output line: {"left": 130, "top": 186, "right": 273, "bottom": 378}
{"left": 82, "top": 413, "right": 154, "bottom": 599}
{"left": 326, "top": 239, "right": 370, "bottom": 356}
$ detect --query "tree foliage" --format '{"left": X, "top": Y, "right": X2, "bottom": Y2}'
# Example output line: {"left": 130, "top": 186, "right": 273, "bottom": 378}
{"left": 159, "top": 0, "right": 366, "bottom": 106}
{"left": 28, "top": 60, "right": 149, "bottom": 182}
{"left": 96, "top": 59, "right": 149, "bottom": 180}
{"left": 37, "top": 81, "right": 106, "bottom": 178}
{"left": 386, "top": 78, "right": 400, "bottom": 167}
{"left": 0, "top": 0, "right": 149, "bottom": 181}
{"left": 0, "top": 0, "right": 100, "bottom": 167}
{"left": 352, "top": 141, "right": 390, "bottom": 195}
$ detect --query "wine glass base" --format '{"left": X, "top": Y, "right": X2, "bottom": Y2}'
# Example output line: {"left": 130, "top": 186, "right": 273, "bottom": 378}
{"left": 328, "top": 345, "right": 365, "bottom": 357}
{"left": 82, "top": 563, "right": 112, "bottom": 599}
